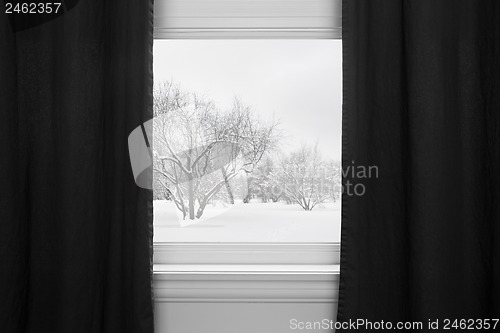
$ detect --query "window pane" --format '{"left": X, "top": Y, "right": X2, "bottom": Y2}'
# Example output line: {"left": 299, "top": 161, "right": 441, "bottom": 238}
{"left": 153, "top": 40, "right": 342, "bottom": 242}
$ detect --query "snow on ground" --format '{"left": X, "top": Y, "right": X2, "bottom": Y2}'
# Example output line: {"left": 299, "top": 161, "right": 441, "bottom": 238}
{"left": 154, "top": 200, "right": 341, "bottom": 242}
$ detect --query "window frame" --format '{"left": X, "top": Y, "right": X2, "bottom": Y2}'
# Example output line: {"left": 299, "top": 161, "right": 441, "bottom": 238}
{"left": 152, "top": 0, "right": 342, "bottom": 272}
{"left": 154, "top": 0, "right": 341, "bottom": 39}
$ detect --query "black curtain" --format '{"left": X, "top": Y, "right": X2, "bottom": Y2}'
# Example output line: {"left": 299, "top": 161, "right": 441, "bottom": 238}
{"left": 0, "top": 1, "right": 154, "bottom": 332}
{"left": 338, "top": 0, "right": 500, "bottom": 329}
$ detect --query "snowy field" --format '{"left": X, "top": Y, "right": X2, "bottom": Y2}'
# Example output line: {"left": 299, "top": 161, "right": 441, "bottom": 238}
{"left": 154, "top": 200, "right": 341, "bottom": 242}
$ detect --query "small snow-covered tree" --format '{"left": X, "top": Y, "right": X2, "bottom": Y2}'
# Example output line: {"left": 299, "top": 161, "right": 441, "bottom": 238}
{"left": 275, "top": 144, "right": 329, "bottom": 211}
{"left": 245, "top": 157, "right": 281, "bottom": 203}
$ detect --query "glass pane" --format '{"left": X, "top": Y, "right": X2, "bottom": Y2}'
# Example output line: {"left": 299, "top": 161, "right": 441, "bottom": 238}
{"left": 153, "top": 40, "right": 342, "bottom": 242}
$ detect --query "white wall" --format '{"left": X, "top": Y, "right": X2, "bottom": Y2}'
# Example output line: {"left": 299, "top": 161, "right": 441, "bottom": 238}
{"left": 154, "top": 271, "right": 338, "bottom": 333}
{"left": 155, "top": 302, "right": 336, "bottom": 333}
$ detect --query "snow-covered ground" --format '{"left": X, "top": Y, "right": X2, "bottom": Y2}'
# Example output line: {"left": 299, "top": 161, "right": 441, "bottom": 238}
{"left": 154, "top": 200, "right": 341, "bottom": 242}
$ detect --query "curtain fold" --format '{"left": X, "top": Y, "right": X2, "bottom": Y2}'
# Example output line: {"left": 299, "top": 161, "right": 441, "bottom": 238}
{"left": 338, "top": 0, "right": 500, "bottom": 329}
{"left": 0, "top": 1, "right": 154, "bottom": 332}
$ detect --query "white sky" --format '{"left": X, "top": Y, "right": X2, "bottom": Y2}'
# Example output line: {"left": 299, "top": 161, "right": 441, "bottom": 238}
{"left": 153, "top": 39, "right": 342, "bottom": 161}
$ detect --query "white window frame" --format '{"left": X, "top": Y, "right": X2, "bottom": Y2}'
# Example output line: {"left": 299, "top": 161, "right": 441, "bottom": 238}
{"left": 154, "top": 242, "right": 340, "bottom": 303}
{"left": 152, "top": 0, "right": 342, "bottom": 304}
{"left": 154, "top": 0, "right": 342, "bottom": 39}
{"left": 154, "top": 242, "right": 340, "bottom": 265}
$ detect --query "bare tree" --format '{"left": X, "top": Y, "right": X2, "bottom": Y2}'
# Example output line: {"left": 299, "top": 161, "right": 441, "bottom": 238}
{"left": 154, "top": 81, "right": 190, "bottom": 116}
{"left": 152, "top": 83, "right": 280, "bottom": 220}
{"left": 245, "top": 156, "right": 282, "bottom": 203}
{"left": 274, "top": 144, "right": 329, "bottom": 211}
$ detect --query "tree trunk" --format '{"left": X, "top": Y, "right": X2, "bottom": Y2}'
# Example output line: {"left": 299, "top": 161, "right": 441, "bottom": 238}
{"left": 187, "top": 176, "right": 195, "bottom": 220}
{"left": 243, "top": 176, "right": 252, "bottom": 203}
{"left": 221, "top": 168, "right": 234, "bottom": 204}
{"left": 196, "top": 200, "right": 207, "bottom": 219}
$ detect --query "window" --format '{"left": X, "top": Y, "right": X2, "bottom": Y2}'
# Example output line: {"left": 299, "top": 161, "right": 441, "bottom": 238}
{"left": 152, "top": 0, "right": 341, "bottom": 267}
{"left": 153, "top": 39, "right": 342, "bottom": 245}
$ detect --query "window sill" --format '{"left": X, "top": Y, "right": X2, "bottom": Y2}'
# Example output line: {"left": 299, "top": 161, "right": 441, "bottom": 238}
{"left": 153, "top": 243, "right": 340, "bottom": 303}
{"left": 154, "top": 265, "right": 339, "bottom": 303}
{"left": 154, "top": 242, "right": 340, "bottom": 265}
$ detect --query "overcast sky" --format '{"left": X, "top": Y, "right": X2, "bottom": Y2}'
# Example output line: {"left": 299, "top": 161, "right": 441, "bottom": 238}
{"left": 153, "top": 40, "right": 342, "bottom": 160}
